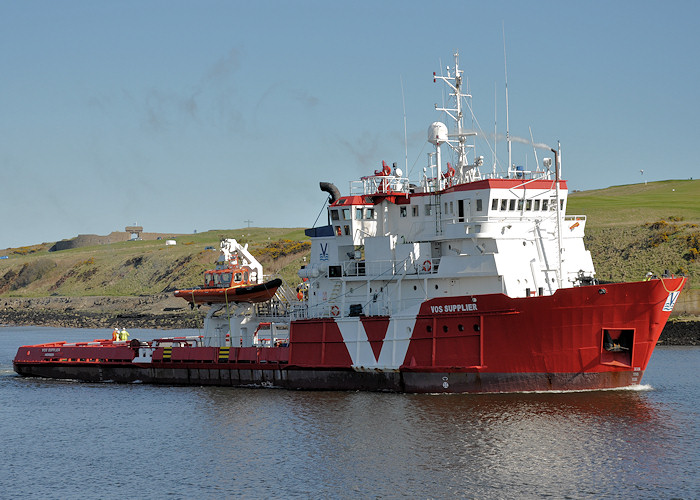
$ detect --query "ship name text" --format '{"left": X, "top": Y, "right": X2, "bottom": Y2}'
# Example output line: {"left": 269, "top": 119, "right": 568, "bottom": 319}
{"left": 430, "top": 303, "right": 478, "bottom": 314}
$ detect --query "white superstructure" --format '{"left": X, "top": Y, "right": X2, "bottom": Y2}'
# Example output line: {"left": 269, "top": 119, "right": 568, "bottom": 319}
{"left": 297, "top": 51, "right": 595, "bottom": 320}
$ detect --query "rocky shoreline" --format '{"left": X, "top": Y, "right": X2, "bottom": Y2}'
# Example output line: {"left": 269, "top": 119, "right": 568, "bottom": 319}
{"left": 1, "top": 295, "right": 699, "bottom": 345}
{"left": 0, "top": 295, "right": 204, "bottom": 331}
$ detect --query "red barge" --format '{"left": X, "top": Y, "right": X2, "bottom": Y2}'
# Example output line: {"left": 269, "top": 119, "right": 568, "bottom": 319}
{"left": 13, "top": 52, "right": 686, "bottom": 393}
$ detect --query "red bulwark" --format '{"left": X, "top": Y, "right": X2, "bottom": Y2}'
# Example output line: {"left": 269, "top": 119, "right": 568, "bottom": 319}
{"left": 289, "top": 319, "right": 353, "bottom": 367}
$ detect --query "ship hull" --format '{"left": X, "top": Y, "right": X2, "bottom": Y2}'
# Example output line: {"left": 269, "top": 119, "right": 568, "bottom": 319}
{"left": 13, "top": 278, "right": 685, "bottom": 393}
{"left": 12, "top": 362, "right": 641, "bottom": 393}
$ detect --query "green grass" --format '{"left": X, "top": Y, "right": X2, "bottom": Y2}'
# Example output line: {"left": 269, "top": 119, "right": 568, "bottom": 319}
{"left": 568, "top": 179, "right": 700, "bottom": 226}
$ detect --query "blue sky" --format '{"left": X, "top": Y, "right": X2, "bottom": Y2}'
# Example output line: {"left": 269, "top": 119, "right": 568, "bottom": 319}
{"left": 1, "top": 0, "right": 698, "bottom": 249}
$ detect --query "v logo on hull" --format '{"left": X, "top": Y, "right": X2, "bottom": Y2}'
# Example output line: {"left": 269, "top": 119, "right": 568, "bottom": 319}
{"left": 360, "top": 317, "right": 391, "bottom": 362}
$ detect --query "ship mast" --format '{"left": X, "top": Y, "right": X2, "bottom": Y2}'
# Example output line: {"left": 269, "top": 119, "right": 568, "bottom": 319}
{"left": 433, "top": 52, "right": 479, "bottom": 183}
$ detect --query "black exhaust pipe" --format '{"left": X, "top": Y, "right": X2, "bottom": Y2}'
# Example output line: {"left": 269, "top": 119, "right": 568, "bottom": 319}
{"left": 319, "top": 182, "right": 341, "bottom": 204}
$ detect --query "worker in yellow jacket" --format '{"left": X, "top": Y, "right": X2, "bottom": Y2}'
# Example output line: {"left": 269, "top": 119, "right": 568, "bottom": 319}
{"left": 119, "top": 328, "right": 130, "bottom": 342}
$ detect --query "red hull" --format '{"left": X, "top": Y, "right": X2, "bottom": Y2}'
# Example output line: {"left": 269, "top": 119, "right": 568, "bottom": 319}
{"left": 174, "top": 278, "right": 282, "bottom": 304}
{"left": 13, "top": 277, "right": 686, "bottom": 393}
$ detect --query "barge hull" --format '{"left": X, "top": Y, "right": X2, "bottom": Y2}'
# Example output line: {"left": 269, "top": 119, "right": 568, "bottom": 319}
{"left": 13, "top": 362, "right": 643, "bottom": 393}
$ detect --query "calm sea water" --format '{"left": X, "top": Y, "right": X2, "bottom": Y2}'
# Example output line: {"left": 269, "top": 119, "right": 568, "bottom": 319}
{"left": 1, "top": 326, "right": 698, "bottom": 499}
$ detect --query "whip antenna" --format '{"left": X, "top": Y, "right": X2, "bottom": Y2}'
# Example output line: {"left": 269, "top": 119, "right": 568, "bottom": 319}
{"left": 401, "top": 76, "right": 408, "bottom": 173}
{"left": 503, "top": 23, "right": 512, "bottom": 178}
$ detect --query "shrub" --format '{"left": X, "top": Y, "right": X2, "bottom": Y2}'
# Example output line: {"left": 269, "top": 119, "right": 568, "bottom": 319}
{"left": 687, "top": 248, "right": 699, "bottom": 262}
{"left": 647, "top": 220, "right": 668, "bottom": 230}
{"left": 256, "top": 240, "right": 311, "bottom": 261}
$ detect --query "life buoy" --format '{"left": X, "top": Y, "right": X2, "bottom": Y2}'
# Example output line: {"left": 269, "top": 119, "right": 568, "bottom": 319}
{"left": 331, "top": 305, "right": 340, "bottom": 317}
{"left": 422, "top": 259, "right": 432, "bottom": 272}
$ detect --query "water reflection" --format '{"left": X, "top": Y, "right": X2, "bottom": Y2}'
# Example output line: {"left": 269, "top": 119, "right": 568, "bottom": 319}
{"left": 191, "top": 387, "right": 683, "bottom": 498}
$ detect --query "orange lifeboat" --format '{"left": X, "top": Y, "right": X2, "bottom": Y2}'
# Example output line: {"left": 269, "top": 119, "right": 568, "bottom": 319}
{"left": 174, "top": 261, "right": 281, "bottom": 305}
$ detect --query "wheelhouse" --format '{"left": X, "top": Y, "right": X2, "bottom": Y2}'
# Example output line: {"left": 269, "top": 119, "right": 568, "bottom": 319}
{"left": 204, "top": 267, "right": 252, "bottom": 288}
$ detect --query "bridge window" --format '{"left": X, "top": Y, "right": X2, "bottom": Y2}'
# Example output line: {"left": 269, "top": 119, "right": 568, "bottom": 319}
{"left": 491, "top": 199, "right": 498, "bottom": 210}
{"left": 356, "top": 208, "right": 363, "bottom": 220}
{"left": 331, "top": 210, "right": 339, "bottom": 221}
{"left": 517, "top": 199, "right": 524, "bottom": 211}
{"left": 365, "top": 208, "right": 375, "bottom": 219}
{"left": 542, "top": 200, "right": 549, "bottom": 211}
{"left": 342, "top": 208, "right": 351, "bottom": 220}
{"left": 534, "top": 199, "right": 541, "bottom": 210}
{"left": 400, "top": 206, "right": 407, "bottom": 217}
{"left": 509, "top": 199, "right": 516, "bottom": 211}
{"left": 476, "top": 199, "right": 483, "bottom": 212}
{"left": 500, "top": 199, "right": 508, "bottom": 211}
{"left": 412, "top": 205, "right": 419, "bottom": 216}
{"left": 526, "top": 200, "right": 532, "bottom": 211}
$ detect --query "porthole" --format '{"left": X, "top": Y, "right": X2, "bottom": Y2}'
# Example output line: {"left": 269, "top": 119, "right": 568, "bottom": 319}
{"left": 473, "top": 324, "right": 480, "bottom": 332}
{"left": 442, "top": 325, "right": 449, "bottom": 333}
{"left": 458, "top": 324, "right": 464, "bottom": 332}
{"left": 426, "top": 325, "right": 432, "bottom": 333}
{"left": 435, "top": 284, "right": 439, "bottom": 290}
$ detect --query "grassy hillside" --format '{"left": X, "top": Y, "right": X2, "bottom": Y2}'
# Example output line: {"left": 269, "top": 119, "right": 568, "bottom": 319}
{"left": 568, "top": 179, "right": 700, "bottom": 289}
{"left": 0, "top": 228, "right": 310, "bottom": 297}
{"left": 568, "top": 179, "right": 700, "bottom": 226}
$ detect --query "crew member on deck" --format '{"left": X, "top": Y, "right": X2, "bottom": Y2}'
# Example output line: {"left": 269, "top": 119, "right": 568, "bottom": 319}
{"left": 112, "top": 327, "right": 119, "bottom": 341}
{"left": 119, "top": 328, "right": 130, "bottom": 342}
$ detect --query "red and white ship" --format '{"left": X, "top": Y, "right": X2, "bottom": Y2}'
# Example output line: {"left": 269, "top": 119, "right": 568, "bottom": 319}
{"left": 14, "top": 53, "right": 686, "bottom": 393}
